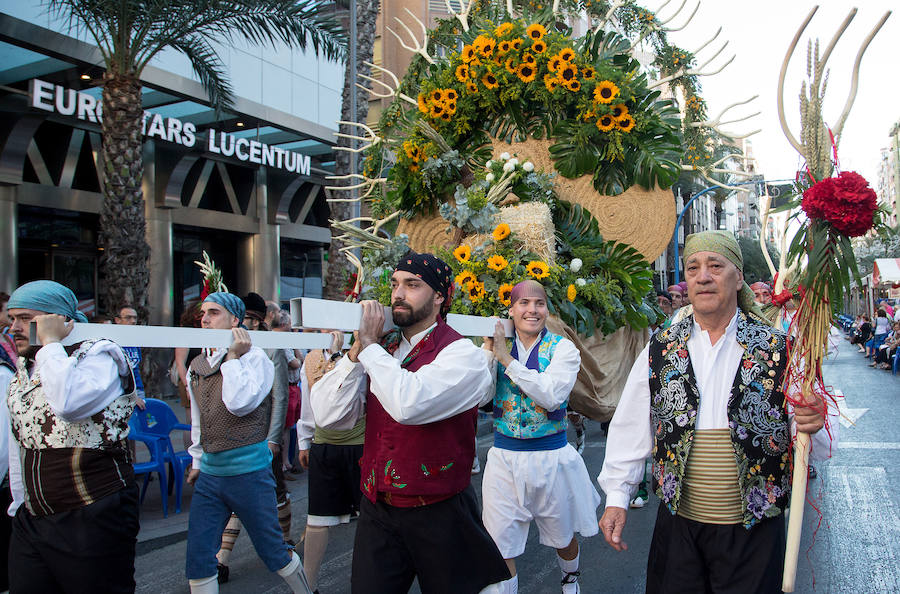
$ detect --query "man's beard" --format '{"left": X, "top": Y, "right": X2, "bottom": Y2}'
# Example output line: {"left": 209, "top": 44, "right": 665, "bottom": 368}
{"left": 12, "top": 334, "right": 38, "bottom": 360}
{"left": 391, "top": 300, "right": 433, "bottom": 328}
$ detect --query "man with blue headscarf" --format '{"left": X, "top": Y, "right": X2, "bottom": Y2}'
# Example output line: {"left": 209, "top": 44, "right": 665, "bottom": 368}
{"left": 5, "top": 280, "right": 139, "bottom": 593}
{"left": 183, "top": 291, "right": 310, "bottom": 594}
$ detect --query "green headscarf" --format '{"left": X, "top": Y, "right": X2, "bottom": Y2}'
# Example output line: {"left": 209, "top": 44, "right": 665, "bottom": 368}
{"left": 682, "top": 230, "right": 766, "bottom": 320}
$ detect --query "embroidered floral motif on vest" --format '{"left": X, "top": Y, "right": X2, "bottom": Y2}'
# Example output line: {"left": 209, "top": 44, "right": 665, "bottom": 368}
{"left": 494, "top": 331, "right": 566, "bottom": 439}
{"left": 648, "top": 311, "right": 791, "bottom": 528}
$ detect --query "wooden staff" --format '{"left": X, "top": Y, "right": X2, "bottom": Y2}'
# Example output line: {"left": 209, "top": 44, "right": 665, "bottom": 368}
{"left": 782, "top": 430, "right": 811, "bottom": 592}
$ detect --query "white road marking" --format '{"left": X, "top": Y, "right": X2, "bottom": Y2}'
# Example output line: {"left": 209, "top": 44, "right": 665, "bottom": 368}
{"left": 837, "top": 442, "right": 900, "bottom": 450}
{"left": 830, "top": 388, "right": 869, "bottom": 429}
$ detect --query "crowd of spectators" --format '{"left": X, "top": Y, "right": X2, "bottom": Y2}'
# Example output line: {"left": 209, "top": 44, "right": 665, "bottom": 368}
{"left": 848, "top": 299, "right": 900, "bottom": 371}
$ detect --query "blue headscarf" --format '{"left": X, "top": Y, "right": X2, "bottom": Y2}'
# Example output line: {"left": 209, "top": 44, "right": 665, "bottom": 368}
{"left": 204, "top": 291, "right": 245, "bottom": 322}
{"left": 8, "top": 280, "right": 88, "bottom": 322}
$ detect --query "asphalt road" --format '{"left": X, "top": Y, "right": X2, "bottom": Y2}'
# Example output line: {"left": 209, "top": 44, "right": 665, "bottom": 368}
{"left": 134, "top": 338, "right": 900, "bottom": 593}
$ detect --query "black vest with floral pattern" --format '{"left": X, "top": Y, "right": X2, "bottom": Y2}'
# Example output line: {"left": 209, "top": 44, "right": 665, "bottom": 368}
{"left": 648, "top": 310, "right": 791, "bottom": 528}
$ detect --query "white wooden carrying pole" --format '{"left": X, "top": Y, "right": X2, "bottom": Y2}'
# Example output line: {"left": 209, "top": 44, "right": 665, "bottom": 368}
{"left": 290, "top": 297, "right": 514, "bottom": 337}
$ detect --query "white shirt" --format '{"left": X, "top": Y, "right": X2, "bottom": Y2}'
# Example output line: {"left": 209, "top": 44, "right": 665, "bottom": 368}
{"left": 187, "top": 346, "right": 275, "bottom": 469}
{"left": 484, "top": 333, "right": 581, "bottom": 411}
{"left": 597, "top": 313, "right": 838, "bottom": 510}
{"left": 310, "top": 324, "right": 493, "bottom": 429}
{"left": 296, "top": 349, "right": 338, "bottom": 451}
{"left": 8, "top": 340, "right": 130, "bottom": 516}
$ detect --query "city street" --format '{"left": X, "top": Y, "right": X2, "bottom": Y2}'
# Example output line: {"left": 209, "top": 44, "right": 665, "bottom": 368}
{"left": 133, "top": 338, "right": 900, "bottom": 593}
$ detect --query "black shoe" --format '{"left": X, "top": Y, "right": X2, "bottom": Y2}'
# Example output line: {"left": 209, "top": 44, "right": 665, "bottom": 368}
{"left": 562, "top": 570, "right": 580, "bottom": 593}
{"left": 217, "top": 563, "right": 229, "bottom": 584}
{"left": 808, "top": 465, "right": 818, "bottom": 480}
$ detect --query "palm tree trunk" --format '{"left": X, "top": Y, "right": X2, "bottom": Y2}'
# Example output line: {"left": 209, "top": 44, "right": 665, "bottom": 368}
{"left": 324, "top": 0, "right": 381, "bottom": 300}
{"left": 99, "top": 72, "right": 151, "bottom": 317}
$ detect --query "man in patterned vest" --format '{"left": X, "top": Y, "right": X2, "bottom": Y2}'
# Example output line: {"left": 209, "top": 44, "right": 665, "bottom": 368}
{"left": 481, "top": 280, "right": 601, "bottom": 594}
{"left": 310, "top": 252, "right": 510, "bottom": 593}
{"left": 6, "top": 280, "right": 139, "bottom": 592}
{"left": 184, "top": 292, "right": 310, "bottom": 594}
{"left": 598, "top": 231, "right": 835, "bottom": 593}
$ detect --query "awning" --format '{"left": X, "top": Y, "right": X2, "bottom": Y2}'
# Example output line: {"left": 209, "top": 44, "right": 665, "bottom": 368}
{"left": 872, "top": 258, "right": 900, "bottom": 287}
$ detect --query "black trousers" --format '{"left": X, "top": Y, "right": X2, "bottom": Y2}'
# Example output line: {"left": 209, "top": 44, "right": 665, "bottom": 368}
{"left": 1, "top": 478, "right": 11, "bottom": 591}
{"left": 9, "top": 482, "right": 140, "bottom": 594}
{"left": 646, "top": 505, "right": 785, "bottom": 594}
{"left": 351, "top": 485, "right": 510, "bottom": 594}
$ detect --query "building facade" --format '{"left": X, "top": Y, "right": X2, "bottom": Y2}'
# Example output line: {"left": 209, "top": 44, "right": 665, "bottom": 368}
{"left": 876, "top": 122, "right": 899, "bottom": 227}
{"left": 0, "top": 6, "right": 345, "bottom": 325}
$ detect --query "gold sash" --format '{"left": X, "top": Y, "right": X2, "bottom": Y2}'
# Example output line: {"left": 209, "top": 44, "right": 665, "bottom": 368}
{"left": 677, "top": 429, "right": 742, "bottom": 524}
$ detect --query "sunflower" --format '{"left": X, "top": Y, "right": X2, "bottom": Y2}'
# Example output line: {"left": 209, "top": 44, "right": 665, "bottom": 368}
{"left": 567, "top": 284, "right": 577, "bottom": 302}
{"left": 455, "top": 270, "right": 477, "bottom": 287}
{"left": 531, "top": 40, "right": 547, "bottom": 53}
{"left": 498, "top": 283, "right": 514, "bottom": 306}
{"left": 558, "top": 48, "right": 575, "bottom": 62}
{"left": 445, "top": 100, "right": 457, "bottom": 114}
{"left": 498, "top": 40, "right": 512, "bottom": 54}
{"left": 445, "top": 89, "right": 458, "bottom": 101}
{"left": 596, "top": 114, "right": 615, "bottom": 132}
{"left": 487, "top": 254, "right": 509, "bottom": 271}
{"left": 611, "top": 103, "right": 629, "bottom": 120}
{"left": 417, "top": 93, "right": 428, "bottom": 114}
{"left": 495, "top": 22, "right": 514, "bottom": 37}
{"left": 565, "top": 79, "right": 581, "bottom": 92}
{"left": 517, "top": 63, "right": 537, "bottom": 83}
{"left": 525, "top": 23, "right": 546, "bottom": 40}
{"left": 482, "top": 73, "right": 499, "bottom": 89}
{"left": 616, "top": 114, "right": 636, "bottom": 132}
{"left": 403, "top": 141, "right": 418, "bottom": 160}
{"left": 461, "top": 45, "right": 476, "bottom": 63}
{"left": 522, "top": 52, "right": 536, "bottom": 64}
{"left": 409, "top": 163, "right": 419, "bottom": 173}
{"left": 557, "top": 63, "right": 578, "bottom": 82}
{"left": 548, "top": 55, "right": 563, "bottom": 72}
{"left": 476, "top": 36, "right": 496, "bottom": 58}
{"left": 544, "top": 74, "right": 559, "bottom": 92}
{"left": 429, "top": 103, "right": 445, "bottom": 118}
{"left": 431, "top": 89, "right": 444, "bottom": 102}
{"left": 455, "top": 64, "right": 470, "bottom": 82}
{"left": 492, "top": 223, "right": 511, "bottom": 240}
{"left": 440, "top": 112, "right": 451, "bottom": 122}
{"left": 511, "top": 39, "right": 522, "bottom": 50}
{"left": 593, "top": 80, "right": 619, "bottom": 104}
{"left": 467, "top": 280, "right": 486, "bottom": 301}
{"left": 505, "top": 58, "right": 517, "bottom": 73}
{"left": 582, "top": 66, "right": 595, "bottom": 79}
{"left": 526, "top": 260, "right": 550, "bottom": 279}
{"left": 466, "top": 81, "right": 478, "bottom": 94}
{"left": 453, "top": 245, "right": 472, "bottom": 263}
{"left": 582, "top": 108, "right": 596, "bottom": 121}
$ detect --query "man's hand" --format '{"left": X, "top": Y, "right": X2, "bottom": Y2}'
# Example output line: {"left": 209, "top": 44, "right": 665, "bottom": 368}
{"left": 599, "top": 506, "right": 629, "bottom": 551}
{"left": 268, "top": 442, "right": 281, "bottom": 457}
{"left": 134, "top": 396, "right": 146, "bottom": 410}
{"left": 298, "top": 449, "right": 310, "bottom": 470}
{"left": 34, "top": 314, "right": 73, "bottom": 346}
{"left": 794, "top": 394, "right": 825, "bottom": 434}
{"left": 226, "top": 327, "right": 252, "bottom": 361}
{"left": 329, "top": 330, "right": 344, "bottom": 355}
{"left": 347, "top": 331, "right": 363, "bottom": 363}
{"left": 186, "top": 469, "right": 200, "bottom": 485}
{"left": 491, "top": 321, "right": 513, "bottom": 366}
{"left": 357, "top": 301, "right": 385, "bottom": 351}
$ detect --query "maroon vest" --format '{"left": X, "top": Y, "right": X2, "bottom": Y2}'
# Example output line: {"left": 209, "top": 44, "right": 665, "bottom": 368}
{"left": 359, "top": 319, "right": 478, "bottom": 507}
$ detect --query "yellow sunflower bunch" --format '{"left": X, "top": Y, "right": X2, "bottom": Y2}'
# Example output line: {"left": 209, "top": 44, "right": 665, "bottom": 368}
{"left": 589, "top": 81, "right": 636, "bottom": 133}
{"left": 402, "top": 140, "right": 427, "bottom": 173}
{"left": 545, "top": 45, "right": 588, "bottom": 93}
{"left": 417, "top": 88, "right": 459, "bottom": 123}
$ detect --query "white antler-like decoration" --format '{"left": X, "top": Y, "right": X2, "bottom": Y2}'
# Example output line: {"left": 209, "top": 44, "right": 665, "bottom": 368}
{"left": 776, "top": 5, "right": 818, "bottom": 155}
{"left": 325, "top": 173, "right": 387, "bottom": 201}
{"left": 505, "top": 0, "right": 515, "bottom": 18}
{"left": 681, "top": 152, "right": 756, "bottom": 193}
{"left": 690, "top": 95, "right": 762, "bottom": 139}
{"left": 386, "top": 8, "right": 435, "bottom": 65}
{"left": 356, "top": 62, "right": 417, "bottom": 108}
{"left": 661, "top": 0, "right": 700, "bottom": 33}
{"left": 689, "top": 26, "right": 721, "bottom": 55}
{"left": 443, "top": 0, "right": 474, "bottom": 32}
{"left": 333, "top": 120, "right": 383, "bottom": 154}
{"left": 649, "top": 41, "right": 734, "bottom": 89}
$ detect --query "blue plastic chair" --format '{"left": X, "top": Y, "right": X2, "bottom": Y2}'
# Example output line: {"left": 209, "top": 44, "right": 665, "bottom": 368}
{"left": 128, "top": 415, "right": 169, "bottom": 517}
{"left": 134, "top": 398, "right": 193, "bottom": 513}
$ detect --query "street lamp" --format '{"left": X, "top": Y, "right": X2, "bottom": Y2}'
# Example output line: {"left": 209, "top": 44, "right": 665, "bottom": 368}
{"left": 671, "top": 178, "right": 794, "bottom": 284}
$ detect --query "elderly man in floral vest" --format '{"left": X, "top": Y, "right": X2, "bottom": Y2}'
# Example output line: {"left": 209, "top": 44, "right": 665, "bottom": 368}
{"left": 311, "top": 252, "right": 510, "bottom": 594}
{"left": 598, "top": 231, "right": 835, "bottom": 593}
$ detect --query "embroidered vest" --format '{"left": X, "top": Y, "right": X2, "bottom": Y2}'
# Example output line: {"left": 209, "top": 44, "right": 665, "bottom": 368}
{"left": 7, "top": 339, "right": 136, "bottom": 515}
{"left": 648, "top": 311, "right": 791, "bottom": 528}
{"left": 189, "top": 352, "right": 271, "bottom": 453}
{"left": 359, "top": 319, "right": 478, "bottom": 506}
{"left": 493, "top": 330, "right": 567, "bottom": 439}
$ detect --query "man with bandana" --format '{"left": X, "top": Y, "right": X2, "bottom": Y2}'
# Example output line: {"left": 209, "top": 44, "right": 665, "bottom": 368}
{"left": 481, "top": 280, "right": 602, "bottom": 594}
{"left": 750, "top": 282, "right": 772, "bottom": 306}
{"left": 184, "top": 291, "right": 310, "bottom": 594}
{"left": 311, "top": 252, "right": 510, "bottom": 594}
{"left": 598, "top": 231, "right": 836, "bottom": 592}
{"left": 5, "top": 280, "right": 139, "bottom": 592}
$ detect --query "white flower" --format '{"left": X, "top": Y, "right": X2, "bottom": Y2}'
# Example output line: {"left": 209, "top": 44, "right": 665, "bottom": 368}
{"left": 508, "top": 158, "right": 519, "bottom": 167}
{"left": 503, "top": 161, "right": 516, "bottom": 172}
{"left": 523, "top": 161, "right": 534, "bottom": 172}
{"left": 575, "top": 278, "right": 587, "bottom": 287}
{"left": 500, "top": 152, "right": 511, "bottom": 161}
{"left": 486, "top": 173, "right": 495, "bottom": 182}
{"left": 570, "top": 258, "right": 583, "bottom": 273}
{"left": 486, "top": 160, "right": 493, "bottom": 169}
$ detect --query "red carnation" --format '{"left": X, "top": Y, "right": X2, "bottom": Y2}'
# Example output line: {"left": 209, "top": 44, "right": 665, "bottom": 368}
{"left": 801, "top": 171, "right": 877, "bottom": 237}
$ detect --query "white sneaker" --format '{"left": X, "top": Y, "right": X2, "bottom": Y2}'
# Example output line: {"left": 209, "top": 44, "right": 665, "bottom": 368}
{"left": 630, "top": 496, "right": 646, "bottom": 509}
{"left": 471, "top": 456, "right": 481, "bottom": 474}
{"left": 561, "top": 571, "right": 580, "bottom": 594}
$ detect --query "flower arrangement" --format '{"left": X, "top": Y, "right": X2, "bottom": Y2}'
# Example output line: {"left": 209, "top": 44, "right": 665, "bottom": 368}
{"left": 800, "top": 171, "right": 878, "bottom": 238}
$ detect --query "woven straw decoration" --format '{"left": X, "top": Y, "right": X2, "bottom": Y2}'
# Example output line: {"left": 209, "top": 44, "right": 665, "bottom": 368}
{"left": 396, "top": 214, "right": 457, "bottom": 253}
{"left": 490, "top": 137, "right": 675, "bottom": 261}
{"left": 460, "top": 202, "right": 556, "bottom": 263}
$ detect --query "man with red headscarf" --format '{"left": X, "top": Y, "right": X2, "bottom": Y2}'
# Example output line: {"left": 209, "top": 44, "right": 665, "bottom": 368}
{"left": 750, "top": 282, "right": 772, "bottom": 306}
{"left": 667, "top": 285, "right": 685, "bottom": 310}
{"left": 311, "top": 252, "right": 509, "bottom": 593}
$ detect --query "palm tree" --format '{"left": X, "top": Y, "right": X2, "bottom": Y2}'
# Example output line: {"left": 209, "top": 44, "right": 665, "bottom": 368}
{"left": 47, "top": 0, "right": 347, "bottom": 315}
